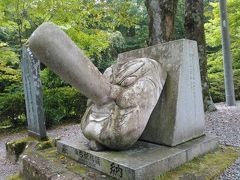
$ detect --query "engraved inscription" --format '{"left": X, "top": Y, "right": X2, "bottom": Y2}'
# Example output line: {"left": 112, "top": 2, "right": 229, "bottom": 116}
{"left": 75, "top": 149, "right": 100, "bottom": 167}
{"left": 62, "top": 144, "right": 68, "bottom": 154}
{"left": 110, "top": 162, "right": 123, "bottom": 178}
{"left": 189, "top": 52, "right": 196, "bottom": 95}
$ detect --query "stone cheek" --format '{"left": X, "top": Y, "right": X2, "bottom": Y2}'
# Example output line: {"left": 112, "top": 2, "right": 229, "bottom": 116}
{"left": 81, "top": 58, "right": 167, "bottom": 150}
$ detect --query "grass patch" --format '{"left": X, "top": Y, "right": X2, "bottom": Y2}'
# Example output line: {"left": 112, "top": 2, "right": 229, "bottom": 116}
{"left": 156, "top": 146, "right": 240, "bottom": 180}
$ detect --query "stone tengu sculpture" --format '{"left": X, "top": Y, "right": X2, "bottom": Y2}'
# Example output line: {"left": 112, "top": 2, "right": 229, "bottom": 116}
{"left": 29, "top": 22, "right": 167, "bottom": 150}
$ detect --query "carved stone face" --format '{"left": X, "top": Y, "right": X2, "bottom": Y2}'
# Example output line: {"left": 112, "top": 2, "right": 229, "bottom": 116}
{"left": 81, "top": 58, "right": 167, "bottom": 150}
{"left": 28, "top": 23, "right": 167, "bottom": 151}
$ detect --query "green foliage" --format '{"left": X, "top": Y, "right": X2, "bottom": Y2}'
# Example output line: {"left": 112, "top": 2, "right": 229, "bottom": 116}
{"left": 0, "top": 45, "right": 22, "bottom": 93}
{"left": 118, "top": 0, "right": 149, "bottom": 50}
{"left": 205, "top": 0, "right": 240, "bottom": 49}
{"left": 40, "top": 68, "right": 67, "bottom": 89}
{"left": 208, "top": 55, "right": 240, "bottom": 102}
{"left": 175, "top": 0, "right": 185, "bottom": 39}
{"left": 0, "top": 92, "right": 25, "bottom": 126}
{"left": 0, "top": 87, "right": 87, "bottom": 128}
{"left": 0, "top": 0, "right": 142, "bottom": 61}
{"left": 43, "top": 87, "right": 87, "bottom": 127}
{"left": 157, "top": 146, "right": 240, "bottom": 180}
{"left": 0, "top": 1, "right": 145, "bottom": 129}
{"left": 205, "top": 0, "right": 240, "bottom": 102}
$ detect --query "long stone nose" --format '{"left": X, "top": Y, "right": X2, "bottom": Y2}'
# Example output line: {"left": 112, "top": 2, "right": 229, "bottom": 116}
{"left": 29, "top": 22, "right": 112, "bottom": 105}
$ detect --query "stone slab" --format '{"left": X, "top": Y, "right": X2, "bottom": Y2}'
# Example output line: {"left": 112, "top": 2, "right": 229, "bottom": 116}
{"left": 21, "top": 47, "right": 47, "bottom": 140}
{"left": 57, "top": 135, "right": 218, "bottom": 180}
{"left": 21, "top": 149, "right": 110, "bottom": 180}
{"left": 118, "top": 39, "right": 205, "bottom": 146}
{"left": 21, "top": 152, "right": 86, "bottom": 180}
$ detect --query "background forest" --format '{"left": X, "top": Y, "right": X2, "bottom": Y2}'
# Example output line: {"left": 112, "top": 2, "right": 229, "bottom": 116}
{"left": 0, "top": 0, "right": 239, "bottom": 129}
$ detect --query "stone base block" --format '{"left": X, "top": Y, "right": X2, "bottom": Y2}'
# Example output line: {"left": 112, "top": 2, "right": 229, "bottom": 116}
{"left": 20, "top": 148, "right": 107, "bottom": 180}
{"left": 118, "top": 40, "right": 205, "bottom": 146}
{"left": 57, "top": 135, "right": 218, "bottom": 180}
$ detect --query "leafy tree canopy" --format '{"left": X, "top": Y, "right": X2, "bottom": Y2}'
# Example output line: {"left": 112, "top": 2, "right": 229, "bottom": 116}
{"left": 205, "top": 0, "right": 240, "bottom": 102}
{"left": 1, "top": 0, "right": 141, "bottom": 56}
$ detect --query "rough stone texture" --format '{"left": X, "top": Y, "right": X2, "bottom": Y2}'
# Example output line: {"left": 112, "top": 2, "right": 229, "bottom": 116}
{"left": 21, "top": 47, "right": 47, "bottom": 139}
{"left": 5, "top": 137, "right": 56, "bottom": 164}
{"left": 29, "top": 23, "right": 112, "bottom": 106}
{"left": 184, "top": 0, "right": 216, "bottom": 111}
{"left": 81, "top": 58, "right": 167, "bottom": 150}
{"left": 145, "top": 0, "right": 178, "bottom": 44}
{"left": 20, "top": 148, "right": 111, "bottom": 180}
{"left": 57, "top": 135, "right": 218, "bottom": 180}
{"left": 6, "top": 138, "right": 28, "bottom": 163}
{"left": 29, "top": 23, "right": 204, "bottom": 149}
{"left": 118, "top": 39, "right": 205, "bottom": 146}
{"left": 21, "top": 152, "right": 83, "bottom": 180}
{"left": 29, "top": 22, "right": 167, "bottom": 150}
{"left": 1, "top": 103, "right": 239, "bottom": 180}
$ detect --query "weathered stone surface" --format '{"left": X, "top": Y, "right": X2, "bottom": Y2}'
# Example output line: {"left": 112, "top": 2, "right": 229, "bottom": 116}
{"left": 118, "top": 39, "right": 205, "bottom": 146}
{"left": 21, "top": 152, "right": 79, "bottom": 180}
{"left": 6, "top": 138, "right": 28, "bottom": 163}
{"left": 29, "top": 23, "right": 112, "bottom": 106}
{"left": 57, "top": 135, "right": 218, "bottom": 180}
{"left": 6, "top": 137, "right": 55, "bottom": 163}
{"left": 29, "top": 22, "right": 167, "bottom": 150}
{"left": 81, "top": 58, "right": 167, "bottom": 150}
{"left": 20, "top": 148, "right": 111, "bottom": 180}
{"left": 21, "top": 47, "right": 46, "bottom": 140}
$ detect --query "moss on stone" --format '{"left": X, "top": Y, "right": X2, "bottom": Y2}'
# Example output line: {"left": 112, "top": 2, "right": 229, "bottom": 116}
{"left": 67, "top": 163, "right": 88, "bottom": 175}
{"left": 38, "top": 148, "right": 89, "bottom": 176}
{"left": 6, "top": 136, "right": 34, "bottom": 147}
{"left": 35, "top": 139, "right": 54, "bottom": 150}
{"left": 6, "top": 173, "right": 23, "bottom": 180}
{"left": 156, "top": 146, "right": 240, "bottom": 180}
{"left": 6, "top": 136, "right": 55, "bottom": 163}
{"left": 6, "top": 137, "right": 35, "bottom": 162}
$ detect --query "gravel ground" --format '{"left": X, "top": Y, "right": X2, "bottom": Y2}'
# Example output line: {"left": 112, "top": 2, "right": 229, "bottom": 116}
{"left": 0, "top": 124, "right": 86, "bottom": 180}
{"left": 205, "top": 102, "right": 240, "bottom": 180}
{"left": 0, "top": 102, "right": 240, "bottom": 180}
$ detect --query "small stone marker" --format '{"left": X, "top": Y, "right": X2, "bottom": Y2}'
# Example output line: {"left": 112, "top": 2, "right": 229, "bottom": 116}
{"left": 21, "top": 46, "right": 47, "bottom": 140}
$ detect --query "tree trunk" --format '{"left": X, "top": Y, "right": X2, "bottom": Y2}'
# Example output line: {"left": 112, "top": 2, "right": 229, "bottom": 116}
{"left": 145, "top": 0, "right": 178, "bottom": 45}
{"left": 184, "top": 0, "right": 216, "bottom": 111}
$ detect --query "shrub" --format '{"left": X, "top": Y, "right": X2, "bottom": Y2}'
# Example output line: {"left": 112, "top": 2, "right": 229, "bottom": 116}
{"left": 43, "top": 87, "right": 87, "bottom": 127}
{"left": 208, "top": 70, "right": 240, "bottom": 102}
{"left": 0, "top": 87, "right": 87, "bottom": 128}
{"left": 208, "top": 51, "right": 240, "bottom": 103}
{"left": 0, "top": 92, "right": 26, "bottom": 127}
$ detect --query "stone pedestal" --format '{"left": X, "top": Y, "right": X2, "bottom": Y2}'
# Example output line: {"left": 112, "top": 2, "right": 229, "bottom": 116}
{"left": 118, "top": 39, "right": 205, "bottom": 146}
{"left": 57, "top": 135, "right": 218, "bottom": 180}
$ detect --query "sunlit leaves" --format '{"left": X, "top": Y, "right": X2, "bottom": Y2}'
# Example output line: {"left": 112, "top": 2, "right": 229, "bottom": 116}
{"left": 205, "top": 0, "right": 240, "bottom": 102}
